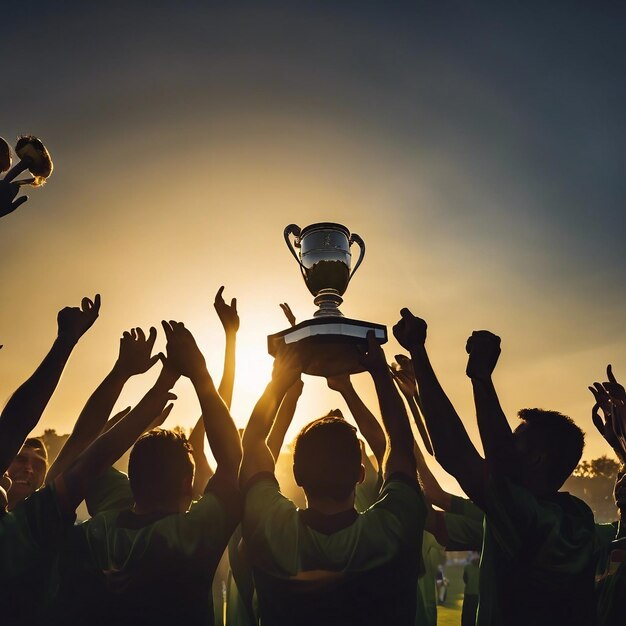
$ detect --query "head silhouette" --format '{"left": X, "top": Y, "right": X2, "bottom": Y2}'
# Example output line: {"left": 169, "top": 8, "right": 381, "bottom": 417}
{"left": 128, "top": 429, "right": 194, "bottom": 513}
{"left": 513, "top": 408, "right": 584, "bottom": 493}
{"left": 293, "top": 416, "right": 363, "bottom": 502}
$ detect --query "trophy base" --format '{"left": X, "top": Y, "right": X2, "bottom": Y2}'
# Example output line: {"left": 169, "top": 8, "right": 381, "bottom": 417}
{"left": 268, "top": 317, "right": 388, "bottom": 377}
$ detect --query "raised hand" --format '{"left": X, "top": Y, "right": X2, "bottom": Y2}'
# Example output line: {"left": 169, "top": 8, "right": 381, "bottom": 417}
{"left": 280, "top": 303, "right": 297, "bottom": 327}
{"left": 57, "top": 294, "right": 101, "bottom": 344}
{"left": 214, "top": 286, "right": 239, "bottom": 334}
{"left": 359, "top": 330, "right": 388, "bottom": 376}
{"left": 161, "top": 320, "right": 207, "bottom": 380}
{"left": 390, "top": 354, "right": 417, "bottom": 399}
{"left": 0, "top": 180, "right": 28, "bottom": 219}
{"left": 590, "top": 365, "right": 626, "bottom": 462}
{"left": 114, "top": 327, "right": 160, "bottom": 377}
{"left": 465, "top": 331, "right": 501, "bottom": 381}
{"left": 392, "top": 308, "right": 427, "bottom": 353}
{"left": 271, "top": 346, "right": 304, "bottom": 392}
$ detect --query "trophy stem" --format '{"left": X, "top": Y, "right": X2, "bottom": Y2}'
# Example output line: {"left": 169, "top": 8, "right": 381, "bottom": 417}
{"left": 313, "top": 289, "right": 344, "bottom": 317}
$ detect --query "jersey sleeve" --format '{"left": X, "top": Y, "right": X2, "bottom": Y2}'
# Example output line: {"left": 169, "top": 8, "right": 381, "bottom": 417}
{"left": 442, "top": 511, "right": 484, "bottom": 551}
{"left": 365, "top": 473, "right": 427, "bottom": 549}
{"left": 450, "top": 495, "right": 485, "bottom": 522}
{"left": 241, "top": 473, "right": 300, "bottom": 576}
{"left": 85, "top": 466, "right": 134, "bottom": 516}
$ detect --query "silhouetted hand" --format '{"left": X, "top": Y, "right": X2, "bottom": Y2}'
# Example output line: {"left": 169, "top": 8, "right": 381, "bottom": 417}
{"left": 146, "top": 402, "right": 175, "bottom": 431}
{"left": 360, "top": 331, "right": 388, "bottom": 376}
{"left": 271, "top": 346, "right": 303, "bottom": 392}
{"left": 113, "top": 327, "right": 160, "bottom": 377}
{"left": 280, "top": 303, "right": 297, "bottom": 327}
{"left": 390, "top": 354, "right": 417, "bottom": 398}
{"left": 0, "top": 180, "right": 28, "bottom": 218}
{"left": 392, "top": 308, "right": 427, "bottom": 352}
{"left": 57, "top": 295, "right": 101, "bottom": 344}
{"left": 161, "top": 321, "right": 207, "bottom": 380}
{"left": 614, "top": 466, "right": 626, "bottom": 514}
{"left": 214, "top": 286, "right": 239, "bottom": 333}
{"left": 590, "top": 365, "right": 626, "bottom": 462}
{"left": 466, "top": 331, "right": 501, "bottom": 380}
{"left": 326, "top": 374, "right": 351, "bottom": 393}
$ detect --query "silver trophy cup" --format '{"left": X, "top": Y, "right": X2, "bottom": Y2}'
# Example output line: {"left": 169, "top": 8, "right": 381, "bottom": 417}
{"left": 284, "top": 222, "right": 365, "bottom": 317}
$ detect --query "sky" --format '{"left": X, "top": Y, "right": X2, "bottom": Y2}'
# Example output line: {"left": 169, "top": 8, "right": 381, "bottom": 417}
{"left": 1, "top": 1, "right": 625, "bottom": 494}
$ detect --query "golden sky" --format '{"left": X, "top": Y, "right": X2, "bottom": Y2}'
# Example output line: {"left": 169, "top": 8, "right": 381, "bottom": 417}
{"left": 1, "top": 2, "right": 625, "bottom": 495}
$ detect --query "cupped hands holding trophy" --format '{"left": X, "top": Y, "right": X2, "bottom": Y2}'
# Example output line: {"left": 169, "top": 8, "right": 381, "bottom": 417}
{"left": 0, "top": 134, "right": 53, "bottom": 219}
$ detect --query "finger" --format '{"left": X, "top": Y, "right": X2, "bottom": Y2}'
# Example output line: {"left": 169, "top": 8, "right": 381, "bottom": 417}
{"left": 136, "top": 327, "right": 146, "bottom": 342}
{"left": 122, "top": 331, "right": 132, "bottom": 340}
{"left": 11, "top": 196, "right": 28, "bottom": 210}
{"left": 147, "top": 326, "right": 157, "bottom": 348}
{"left": 608, "top": 364, "right": 616, "bottom": 385}
{"left": 230, "top": 297, "right": 237, "bottom": 310}
{"left": 592, "top": 404, "right": 605, "bottom": 435}
{"left": 400, "top": 307, "right": 413, "bottom": 320}
{"left": 131, "top": 328, "right": 138, "bottom": 340}
{"left": 92, "top": 294, "right": 101, "bottom": 313}
{"left": 161, "top": 320, "right": 173, "bottom": 339}
{"left": 165, "top": 392, "right": 177, "bottom": 401}
{"left": 215, "top": 286, "right": 225, "bottom": 302}
{"left": 81, "top": 297, "right": 91, "bottom": 311}
{"left": 161, "top": 403, "right": 174, "bottom": 419}
{"left": 465, "top": 337, "right": 473, "bottom": 354}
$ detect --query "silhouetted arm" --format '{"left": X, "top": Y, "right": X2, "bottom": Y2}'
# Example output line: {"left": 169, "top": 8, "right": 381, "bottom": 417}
{"left": 413, "top": 439, "right": 452, "bottom": 511}
{"left": 267, "top": 378, "right": 303, "bottom": 461}
{"left": 327, "top": 375, "right": 386, "bottom": 468}
{"left": 466, "top": 331, "right": 517, "bottom": 476}
{"left": 240, "top": 350, "right": 301, "bottom": 486}
{"left": 161, "top": 320, "right": 241, "bottom": 486}
{"left": 46, "top": 326, "right": 160, "bottom": 484}
{"left": 394, "top": 309, "right": 485, "bottom": 503}
{"left": 0, "top": 295, "right": 100, "bottom": 475}
{"left": 62, "top": 364, "right": 178, "bottom": 510}
{"left": 362, "top": 332, "right": 416, "bottom": 480}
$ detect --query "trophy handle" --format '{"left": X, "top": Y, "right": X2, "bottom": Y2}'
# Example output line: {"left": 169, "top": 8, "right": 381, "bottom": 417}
{"left": 348, "top": 233, "right": 365, "bottom": 283}
{"left": 284, "top": 224, "right": 307, "bottom": 279}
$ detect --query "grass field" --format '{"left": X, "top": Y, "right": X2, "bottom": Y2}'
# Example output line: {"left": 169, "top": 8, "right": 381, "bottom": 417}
{"left": 436, "top": 563, "right": 465, "bottom": 626}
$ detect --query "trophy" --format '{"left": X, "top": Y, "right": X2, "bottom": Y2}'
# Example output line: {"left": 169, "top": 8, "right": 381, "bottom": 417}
{"left": 268, "top": 222, "right": 387, "bottom": 376}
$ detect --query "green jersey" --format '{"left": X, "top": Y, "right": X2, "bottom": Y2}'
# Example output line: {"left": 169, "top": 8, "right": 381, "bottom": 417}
{"left": 477, "top": 474, "right": 597, "bottom": 626}
{"left": 52, "top": 473, "right": 241, "bottom": 626}
{"left": 1, "top": 481, "right": 74, "bottom": 623}
{"left": 595, "top": 522, "right": 626, "bottom": 626}
{"left": 242, "top": 471, "right": 426, "bottom": 626}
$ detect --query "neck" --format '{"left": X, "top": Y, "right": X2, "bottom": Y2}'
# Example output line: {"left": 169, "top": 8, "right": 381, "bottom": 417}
{"left": 305, "top": 493, "right": 355, "bottom": 515}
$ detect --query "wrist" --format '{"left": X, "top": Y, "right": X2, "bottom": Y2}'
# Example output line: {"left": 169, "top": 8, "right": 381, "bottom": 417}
{"left": 110, "top": 361, "right": 133, "bottom": 381}
{"left": 190, "top": 365, "right": 212, "bottom": 387}
{"left": 54, "top": 334, "right": 78, "bottom": 351}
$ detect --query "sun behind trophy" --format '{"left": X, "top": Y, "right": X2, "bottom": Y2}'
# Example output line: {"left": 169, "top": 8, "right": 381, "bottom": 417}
{"left": 268, "top": 222, "right": 387, "bottom": 377}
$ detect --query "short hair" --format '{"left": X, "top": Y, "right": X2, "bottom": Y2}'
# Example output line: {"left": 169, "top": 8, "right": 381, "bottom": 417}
{"left": 128, "top": 429, "right": 194, "bottom": 508}
{"left": 23, "top": 437, "right": 48, "bottom": 464}
{"left": 516, "top": 408, "right": 584, "bottom": 489}
{"left": 293, "top": 416, "right": 361, "bottom": 501}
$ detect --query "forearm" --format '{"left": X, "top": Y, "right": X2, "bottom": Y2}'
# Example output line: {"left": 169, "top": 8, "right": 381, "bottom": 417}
{"left": 413, "top": 440, "right": 452, "bottom": 510}
{"left": 46, "top": 366, "right": 130, "bottom": 484}
{"left": 267, "top": 383, "right": 301, "bottom": 460}
{"left": 410, "top": 345, "right": 480, "bottom": 475}
{"left": 189, "top": 416, "right": 214, "bottom": 498}
{"left": 62, "top": 382, "right": 175, "bottom": 508}
{"left": 0, "top": 336, "right": 75, "bottom": 474}
{"left": 194, "top": 368, "right": 241, "bottom": 477}
{"left": 241, "top": 381, "right": 285, "bottom": 484}
{"left": 471, "top": 377, "right": 515, "bottom": 467}
{"left": 218, "top": 331, "right": 236, "bottom": 409}
{"left": 371, "top": 368, "right": 416, "bottom": 477}
{"left": 340, "top": 385, "right": 386, "bottom": 467}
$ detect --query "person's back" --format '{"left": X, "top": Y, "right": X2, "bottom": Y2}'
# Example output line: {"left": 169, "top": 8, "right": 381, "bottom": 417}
{"left": 240, "top": 337, "right": 424, "bottom": 626}
{"left": 244, "top": 471, "right": 424, "bottom": 626}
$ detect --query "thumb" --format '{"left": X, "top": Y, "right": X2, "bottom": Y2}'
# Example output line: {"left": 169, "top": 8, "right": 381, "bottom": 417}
{"left": 12, "top": 196, "right": 28, "bottom": 210}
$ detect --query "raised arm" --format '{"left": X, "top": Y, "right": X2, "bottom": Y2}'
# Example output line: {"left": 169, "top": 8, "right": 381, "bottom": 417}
{"left": 162, "top": 320, "right": 241, "bottom": 485}
{"left": 393, "top": 309, "right": 484, "bottom": 501}
{"left": 0, "top": 295, "right": 100, "bottom": 475}
{"left": 240, "top": 348, "right": 301, "bottom": 486}
{"left": 46, "top": 326, "right": 160, "bottom": 484}
{"left": 61, "top": 363, "right": 178, "bottom": 511}
{"left": 326, "top": 374, "right": 386, "bottom": 469}
{"left": 413, "top": 439, "right": 453, "bottom": 511}
{"left": 361, "top": 331, "right": 416, "bottom": 480}
{"left": 465, "top": 330, "right": 518, "bottom": 477}
{"left": 267, "top": 378, "right": 303, "bottom": 461}
{"left": 214, "top": 286, "right": 239, "bottom": 408}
